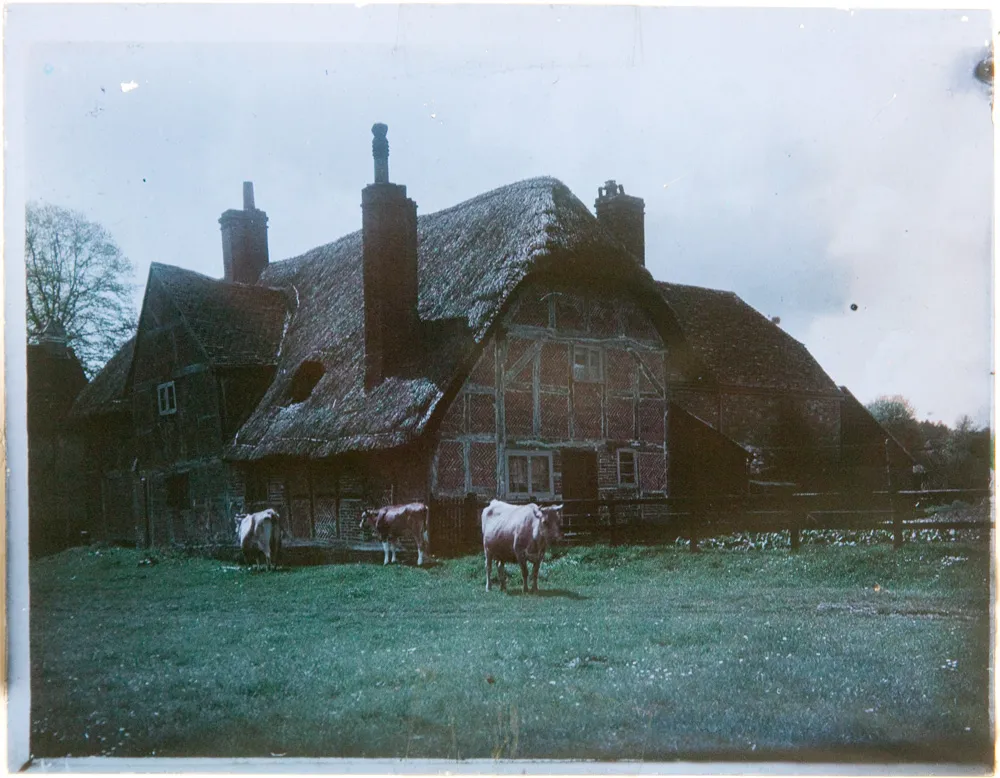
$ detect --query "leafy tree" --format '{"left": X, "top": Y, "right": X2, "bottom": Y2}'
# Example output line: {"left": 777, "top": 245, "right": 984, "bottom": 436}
{"left": 25, "top": 202, "right": 136, "bottom": 377}
{"left": 865, "top": 394, "right": 922, "bottom": 454}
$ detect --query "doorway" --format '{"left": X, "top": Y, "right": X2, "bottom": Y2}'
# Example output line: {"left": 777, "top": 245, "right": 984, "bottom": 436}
{"left": 561, "top": 449, "right": 598, "bottom": 524}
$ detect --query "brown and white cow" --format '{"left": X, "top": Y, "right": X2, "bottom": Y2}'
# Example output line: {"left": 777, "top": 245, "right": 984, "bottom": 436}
{"left": 360, "top": 502, "right": 430, "bottom": 566}
{"left": 481, "top": 500, "right": 563, "bottom": 593}
{"left": 234, "top": 508, "right": 282, "bottom": 571}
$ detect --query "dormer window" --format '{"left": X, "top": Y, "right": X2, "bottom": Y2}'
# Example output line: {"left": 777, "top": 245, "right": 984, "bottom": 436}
{"left": 285, "top": 361, "right": 324, "bottom": 405}
{"left": 157, "top": 381, "right": 177, "bottom": 416}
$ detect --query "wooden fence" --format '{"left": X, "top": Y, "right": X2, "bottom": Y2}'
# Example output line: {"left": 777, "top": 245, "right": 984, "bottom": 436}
{"left": 427, "top": 488, "right": 993, "bottom": 557}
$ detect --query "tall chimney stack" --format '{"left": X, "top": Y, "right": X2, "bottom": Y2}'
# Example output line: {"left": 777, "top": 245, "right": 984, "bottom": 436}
{"left": 220, "top": 181, "right": 269, "bottom": 284}
{"left": 595, "top": 180, "right": 645, "bottom": 266}
{"left": 362, "top": 123, "right": 419, "bottom": 391}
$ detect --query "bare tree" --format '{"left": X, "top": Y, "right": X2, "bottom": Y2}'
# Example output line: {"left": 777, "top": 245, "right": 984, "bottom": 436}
{"left": 25, "top": 202, "right": 137, "bottom": 377}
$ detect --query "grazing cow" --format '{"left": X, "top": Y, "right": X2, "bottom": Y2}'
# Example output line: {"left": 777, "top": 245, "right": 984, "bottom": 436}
{"left": 360, "top": 502, "right": 430, "bottom": 566}
{"left": 234, "top": 508, "right": 282, "bottom": 571}
{"left": 481, "top": 500, "right": 563, "bottom": 593}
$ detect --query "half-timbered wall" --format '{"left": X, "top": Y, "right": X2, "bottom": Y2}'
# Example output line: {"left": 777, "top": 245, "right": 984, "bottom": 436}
{"left": 433, "top": 279, "right": 675, "bottom": 500}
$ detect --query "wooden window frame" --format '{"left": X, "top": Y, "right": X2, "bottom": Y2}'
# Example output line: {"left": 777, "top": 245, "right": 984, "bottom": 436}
{"left": 506, "top": 450, "right": 554, "bottom": 499}
{"left": 572, "top": 345, "right": 603, "bottom": 383}
{"left": 617, "top": 448, "right": 637, "bottom": 487}
{"left": 157, "top": 381, "right": 177, "bottom": 416}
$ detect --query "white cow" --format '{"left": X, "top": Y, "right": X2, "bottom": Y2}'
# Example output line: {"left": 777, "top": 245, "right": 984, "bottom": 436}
{"left": 234, "top": 508, "right": 281, "bottom": 571}
{"left": 482, "top": 500, "right": 563, "bottom": 593}
{"left": 360, "top": 502, "right": 430, "bottom": 566}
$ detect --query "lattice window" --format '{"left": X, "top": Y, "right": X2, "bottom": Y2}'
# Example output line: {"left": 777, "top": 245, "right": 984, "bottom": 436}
{"left": 606, "top": 396, "right": 634, "bottom": 440}
{"left": 469, "top": 343, "right": 496, "bottom": 387}
{"left": 639, "top": 398, "right": 666, "bottom": 442}
{"left": 439, "top": 395, "right": 466, "bottom": 436}
{"left": 468, "top": 393, "right": 495, "bottom": 435}
{"left": 639, "top": 452, "right": 666, "bottom": 493}
{"left": 554, "top": 294, "right": 584, "bottom": 332}
{"left": 540, "top": 342, "right": 569, "bottom": 388}
{"left": 540, "top": 393, "right": 569, "bottom": 439}
{"left": 436, "top": 441, "right": 466, "bottom": 493}
{"left": 573, "top": 383, "right": 602, "bottom": 440}
{"left": 469, "top": 442, "right": 497, "bottom": 490}
{"left": 505, "top": 389, "right": 534, "bottom": 437}
{"left": 506, "top": 451, "right": 553, "bottom": 497}
{"left": 606, "top": 348, "right": 635, "bottom": 392}
{"left": 589, "top": 301, "right": 619, "bottom": 336}
{"left": 314, "top": 497, "right": 338, "bottom": 541}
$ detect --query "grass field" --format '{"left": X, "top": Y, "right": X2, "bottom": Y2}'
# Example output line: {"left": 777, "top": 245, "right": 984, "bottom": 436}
{"left": 30, "top": 540, "right": 993, "bottom": 763}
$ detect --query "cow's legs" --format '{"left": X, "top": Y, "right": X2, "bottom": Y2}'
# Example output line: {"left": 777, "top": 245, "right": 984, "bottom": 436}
{"left": 390, "top": 542, "right": 398, "bottom": 564}
{"left": 485, "top": 552, "right": 493, "bottom": 591}
{"left": 530, "top": 558, "right": 540, "bottom": 592}
{"left": 518, "top": 554, "right": 530, "bottom": 593}
{"left": 382, "top": 540, "right": 391, "bottom": 565}
{"left": 498, "top": 562, "right": 508, "bottom": 592}
{"left": 417, "top": 542, "right": 425, "bottom": 567}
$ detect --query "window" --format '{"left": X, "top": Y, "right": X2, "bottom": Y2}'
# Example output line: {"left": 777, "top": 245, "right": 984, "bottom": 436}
{"left": 166, "top": 472, "right": 190, "bottom": 511}
{"left": 246, "top": 470, "right": 268, "bottom": 505}
{"left": 617, "top": 449, "right": 637, "bottom": 486}
{"left": 285, "top": 361, "right": 325, "bottom": 405}
{"left": 157, "top": 381, "right": 177, "bottom": 415}
{"left": 573, "top": 346, "right": 602, "bottom": 383}
{"left": 506, "top": 451, "right": 553, "bottom": 497}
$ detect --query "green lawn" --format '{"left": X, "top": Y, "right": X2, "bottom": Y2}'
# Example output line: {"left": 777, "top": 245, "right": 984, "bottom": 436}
{"left": 29, "top": 540, "right": 992, "bottom": 763}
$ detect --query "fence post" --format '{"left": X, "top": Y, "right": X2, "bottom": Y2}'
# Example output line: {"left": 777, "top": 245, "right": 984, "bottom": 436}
{"left": 891, "top": 490, "right": 903, "bottom": 550}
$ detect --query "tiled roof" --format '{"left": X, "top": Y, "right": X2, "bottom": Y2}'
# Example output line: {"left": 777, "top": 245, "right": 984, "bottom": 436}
{"left": 657, "top": 282, "right": 840, "bottom": 394}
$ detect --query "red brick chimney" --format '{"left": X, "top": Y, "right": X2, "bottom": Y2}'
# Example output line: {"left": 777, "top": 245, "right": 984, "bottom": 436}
{"left": 595, "top": 180, "right": 645, "bottom": 266}
{"left": 362, "top": 123, "right": 419, "bottom": 390}
{"left": 220, "top": 182, "right": 269, "bottom": 284}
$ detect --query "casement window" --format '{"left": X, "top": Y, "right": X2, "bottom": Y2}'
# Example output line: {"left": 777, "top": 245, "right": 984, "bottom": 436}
{"left": 573, "top": 345, "right": 602, "bottom": 383}
{"left": 617, "top": 449, "right": 637, "bottom": 487}
{"left": 507, "top": 451, "right": 553, "bottom": 497}
{"left": 157, "top": 381, "right": 177, "bottom": 416}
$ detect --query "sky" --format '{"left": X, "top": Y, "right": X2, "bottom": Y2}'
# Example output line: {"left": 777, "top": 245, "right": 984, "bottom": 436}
{"left": 12, "top": 3, "right": 995, "bottom": 427}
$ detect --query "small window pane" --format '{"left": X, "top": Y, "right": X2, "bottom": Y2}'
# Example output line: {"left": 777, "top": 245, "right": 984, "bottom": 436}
{"left": 530, "top": 455, "right": 550, "bottom": 494}
{"left": 508, "top": 455, "right": 529, "bottom": 494}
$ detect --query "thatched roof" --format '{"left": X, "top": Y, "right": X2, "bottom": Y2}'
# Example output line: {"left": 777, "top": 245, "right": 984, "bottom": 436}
{"left": 657, "top": 282, "right": 840, "bottom": 394}
{"left": 229, "top": 177, "right": 657, "bottom": 460}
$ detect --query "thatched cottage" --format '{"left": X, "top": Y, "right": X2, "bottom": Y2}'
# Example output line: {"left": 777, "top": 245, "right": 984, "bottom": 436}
{"left": 70, "top": 124, "right": 912, "bottom": 549}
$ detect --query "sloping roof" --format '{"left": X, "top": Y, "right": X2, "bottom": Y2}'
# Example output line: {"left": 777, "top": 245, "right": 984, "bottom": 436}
{"left": 657, "top": 282, "right": 840, "bottom": 394}
{"left": 150, "top": 263, "right": 289, "bottom": 366}
{"left": 229, "top": 177, "right": 657, "bottom": 460}
{"left": 69, "top": 336, "right": 135, "bottom": 418}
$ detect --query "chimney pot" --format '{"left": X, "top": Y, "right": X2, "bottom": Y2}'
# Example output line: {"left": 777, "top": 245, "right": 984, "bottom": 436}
{"left": 372, "top": 123, "right": 390, "bottom": 184}
{"left": 595, "top": 179, "right": 645, "bottom": 267}
{"left": 220, "top": 182, "right": 269, "bottom": 284}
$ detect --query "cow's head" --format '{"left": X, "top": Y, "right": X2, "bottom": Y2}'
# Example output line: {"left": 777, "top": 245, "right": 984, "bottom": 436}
{"left": 536, "top": 504, "right": 564, "bottom": 542}
{"left": 233, "top": 513, "right": 248, "bottom": 528}
{"left": 359, "top": 509, "right": 375, "bottom": 532}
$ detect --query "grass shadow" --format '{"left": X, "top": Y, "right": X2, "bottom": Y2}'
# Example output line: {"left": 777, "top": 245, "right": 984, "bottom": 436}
{"left": 505, "top": 588, "right": 589, "bottom": 600}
